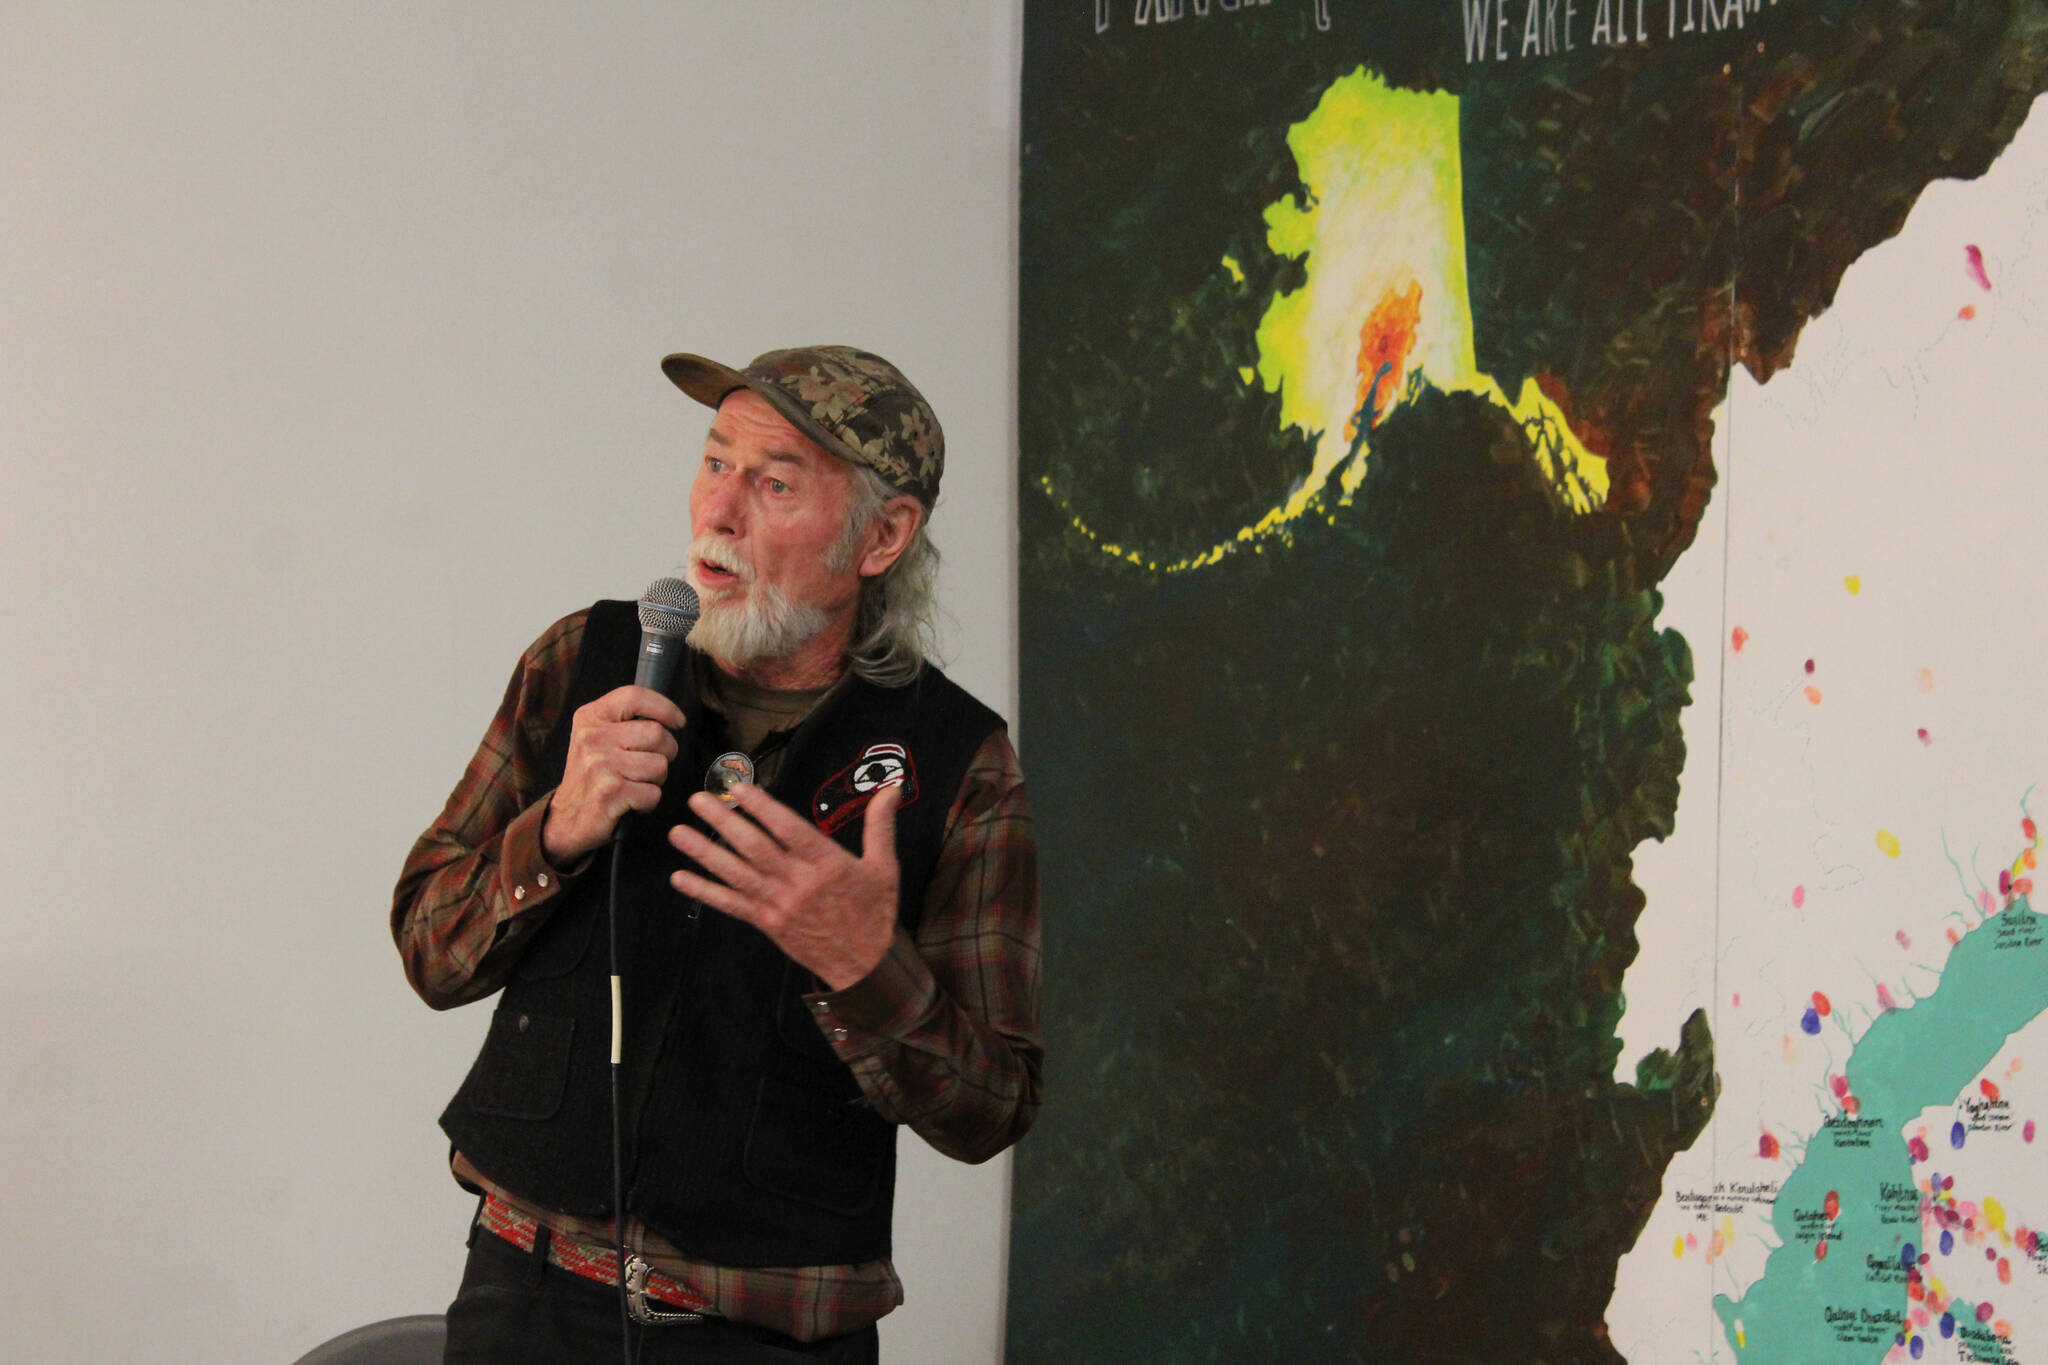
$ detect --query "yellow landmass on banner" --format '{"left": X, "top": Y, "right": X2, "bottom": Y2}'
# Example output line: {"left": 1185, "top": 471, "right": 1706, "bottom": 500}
{"left": 1055, "top": 67, "right": 1609, "bottom": 574}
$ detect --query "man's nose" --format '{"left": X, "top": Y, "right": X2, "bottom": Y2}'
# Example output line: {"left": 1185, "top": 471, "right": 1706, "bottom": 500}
{"left": 695, "top": 475, "right": 747, "bottom": 535}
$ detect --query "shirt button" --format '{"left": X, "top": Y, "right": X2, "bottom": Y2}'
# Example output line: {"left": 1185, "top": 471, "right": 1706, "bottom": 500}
{"left": 536, "top": 872, "right": 550, "bottom": 888}
{"left": 512, "top": 884, "right": 526, "bottom": 901}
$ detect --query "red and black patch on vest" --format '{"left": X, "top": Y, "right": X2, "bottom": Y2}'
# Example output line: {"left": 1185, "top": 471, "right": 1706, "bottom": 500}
{"left": 812, "top": 742, "right": 919, "bottom": 836}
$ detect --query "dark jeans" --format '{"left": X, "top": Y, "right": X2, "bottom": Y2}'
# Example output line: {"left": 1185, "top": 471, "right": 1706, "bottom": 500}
{"left": 444, "top": 1221, "right": 882, "bottom": 1365}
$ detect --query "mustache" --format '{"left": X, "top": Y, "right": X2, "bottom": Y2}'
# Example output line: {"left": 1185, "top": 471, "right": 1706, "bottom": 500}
{"left": 690, "top": 536, "right": 754, "bottom": 584}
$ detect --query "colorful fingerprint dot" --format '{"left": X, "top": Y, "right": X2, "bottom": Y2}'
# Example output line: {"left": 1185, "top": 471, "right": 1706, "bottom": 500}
{"left": 1986, "top": 1198, "right": 2006, "bottom": 1232}
{"left": 2024, "top": 817, "right": 2037, "bottom": 841}
{"left": 1967, "top": 244, "right": 1993, "bottom": 290}
{"left": 1918, "top": 667, "right": 1935, "bottom": 692}
{"left": 1813, "top": 990, "right": 1831, "bottom": 1016}
{"left": 1759, "top": 1131, "right": 1781, "bottom": 1159}
{"left": 1918, "top": 728, "right": 1932, "bottom": 745}
{"left": 1804, "top": 658, "right": 1816, "bottom": 674}
{"left": 1793, "top": 884, "right": 1806, "bottom": 908}
{"left": 1941, "top": 1314, "right": 1956, "bottom": 1339}
{"left": 1731, "top": 625, "right": 1749, "bottom": 652}
{"left": 2000, "top": 869, "right": 2012, "bottom": 896}
{"left": 1831, "top": 1073, "right": 1851, "bottom": 1098}
{"left": 1801, "top": 1007, "right": 1822, "bottom": 1035}
{"left": 1980, "top": 1079, "right": 2001, "bottom": 1102}
{"left": 1845, "top": 1094, "right": 1862, "bottom": 1115}
{"left": 1999, "top": 1259, "right": 2012, "bottom": 1284}
{"left": 1911, "top": 1135, "right": 1931, "bottom": 1162}
{"left": 1952, "top": 1121, "right": 1967, "bottom": 1149}
{"left": 1960, "top": 305, "right": 1978, "bottom": 320}
{"left": 1878, "top": 830, "right": 1902, "bottom": 858}
{"left": 1805, "top": 684, "right": 1824, "bottom": 705}
{"left": 1878, "top": 982, "right": 1898, "bottom": 1012}
{"left": 1942, "top": 1229, "right": 1955, "bottom": 1255}
{"left": 1976, "top": 1302, "right": 1995, "bottom": 1323}
{"left": 1897, "top": 930, "right": 1912, "bottom": 949}
{"left": 2025, "top": 1119, "right": 2036, "bottom": 1144}
{"left": 1846, "top": 575, "right": 1863, "bottom": 595}
{"left": 1815, "top": 1237, "right": 1829, "bottom": 1261}
{"left": 1825, "top": 1189, "right": 1840, "bottom": 1219}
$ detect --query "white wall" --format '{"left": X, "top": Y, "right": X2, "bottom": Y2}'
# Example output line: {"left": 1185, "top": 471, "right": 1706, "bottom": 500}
{"left": 0, "top": 5, "right": 1022, "bottom": 1361}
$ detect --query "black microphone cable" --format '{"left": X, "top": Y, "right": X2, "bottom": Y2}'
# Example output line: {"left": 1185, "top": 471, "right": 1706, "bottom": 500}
{"left": 608, "top": 827, "right": 632, "bottom": 1361}
{"left": 609, "top": 578, "right": 699, "bottom": 1365}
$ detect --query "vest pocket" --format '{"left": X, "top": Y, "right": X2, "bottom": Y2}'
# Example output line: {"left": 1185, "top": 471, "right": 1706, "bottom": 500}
{"left": 464, "top": 1010, "right": 577, "bottom": 1121}
{"left": 513, "top": 897, "right": 597, "bottom": 981}
{"left": 742, "top": 1076, "right": 889, "bottom": 1216}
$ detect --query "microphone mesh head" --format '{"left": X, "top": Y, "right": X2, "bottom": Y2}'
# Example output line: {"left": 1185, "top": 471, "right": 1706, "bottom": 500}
{"left": 638, "top": 577, "right": 701, "bottom": 636}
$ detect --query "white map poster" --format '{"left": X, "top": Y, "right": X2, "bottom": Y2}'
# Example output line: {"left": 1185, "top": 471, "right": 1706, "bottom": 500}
{"left": 1618, "top": 99, "right": 2048, "bottom": 1365}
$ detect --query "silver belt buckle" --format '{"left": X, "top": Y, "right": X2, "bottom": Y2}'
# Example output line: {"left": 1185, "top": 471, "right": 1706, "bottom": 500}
{"left": 623, "top": 1254, "right": 708, "bottom": 1326}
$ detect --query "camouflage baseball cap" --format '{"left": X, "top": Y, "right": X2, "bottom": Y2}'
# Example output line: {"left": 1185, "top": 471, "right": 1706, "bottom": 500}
{"left": 661, "top": 345, "right": 944, "bottom": 507}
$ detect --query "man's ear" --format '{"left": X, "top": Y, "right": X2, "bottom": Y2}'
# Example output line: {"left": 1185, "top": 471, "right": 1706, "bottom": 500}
{"left": 858, "top": 497, "right": 925, "bottom": 578}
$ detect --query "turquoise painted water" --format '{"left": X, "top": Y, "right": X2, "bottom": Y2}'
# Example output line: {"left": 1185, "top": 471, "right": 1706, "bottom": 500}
{"left": 1711, "top": 902, "right": 2047, "bottom": 1362}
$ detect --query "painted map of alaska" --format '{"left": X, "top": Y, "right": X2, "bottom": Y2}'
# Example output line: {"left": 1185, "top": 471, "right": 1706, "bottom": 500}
{"left": 1010, "top": 3, "right": 2048, "bottom": 1360}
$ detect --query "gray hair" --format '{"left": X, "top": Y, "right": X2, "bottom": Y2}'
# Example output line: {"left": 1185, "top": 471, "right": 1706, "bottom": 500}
{"left": 830, "top": 463, "right": 940, "bottom": 687}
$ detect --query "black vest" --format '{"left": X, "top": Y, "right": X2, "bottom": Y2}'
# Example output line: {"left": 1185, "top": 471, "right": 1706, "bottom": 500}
{"left": 440, "top": 600, "right": 1003, "bottom": 1266}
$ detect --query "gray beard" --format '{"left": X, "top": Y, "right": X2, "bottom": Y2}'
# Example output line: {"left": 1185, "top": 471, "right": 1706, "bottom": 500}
{"left": 686, "top": 579, "right": 831, "bottom": 669}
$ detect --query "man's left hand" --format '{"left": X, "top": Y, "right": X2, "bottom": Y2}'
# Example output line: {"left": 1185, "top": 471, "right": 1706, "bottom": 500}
{"left": 668, "top": 780, "right": 902, "bottom": 992}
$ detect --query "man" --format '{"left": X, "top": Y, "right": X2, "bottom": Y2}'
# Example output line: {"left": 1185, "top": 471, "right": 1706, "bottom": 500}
{"left": 392, "top": 346, "right": 1042, "bottom": 1364}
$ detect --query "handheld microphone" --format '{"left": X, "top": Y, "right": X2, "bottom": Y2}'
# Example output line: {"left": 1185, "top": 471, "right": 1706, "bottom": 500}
{"left": 634, "top": 577, "right": 701, "bottom": 694}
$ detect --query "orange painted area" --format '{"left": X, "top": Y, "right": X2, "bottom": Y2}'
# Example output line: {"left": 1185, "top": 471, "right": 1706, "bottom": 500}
{"left": 1345, "top": 281, "right": 1423, "bottom": 441}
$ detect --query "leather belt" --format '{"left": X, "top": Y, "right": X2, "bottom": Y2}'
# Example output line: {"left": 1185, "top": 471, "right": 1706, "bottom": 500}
{"left": 477, "top": 1191, "right": 711, "bottom": 1325}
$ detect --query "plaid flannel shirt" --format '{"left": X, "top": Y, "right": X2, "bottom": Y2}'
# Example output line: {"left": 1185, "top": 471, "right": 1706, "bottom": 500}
{"left": 391, "top": 610, "right": 1042, "bottom": 1340}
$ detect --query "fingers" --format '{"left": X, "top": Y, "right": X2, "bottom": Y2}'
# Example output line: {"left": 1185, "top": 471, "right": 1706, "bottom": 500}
{"left": 585, "top": 684, "right": 687, "bottom": 730}
{"left": 669, "top": 865, "right": 751, "bottom": 919}
{"left": 860, "top": 781, "right": 903, "bottom": 867}
{"left": 571, "top": 709, "right": 681, "bottom": 762}
{"left": 667, "top": 822, "right": 766, "bottom": 895}
{"left": 620, "top": 777, "right": 668, "bottom": 812}
{"left": 545, "top": 688, "right": 684, "bottom": 864}
{"left": 683, "top": 788, "right": 787, "bottom": 862}
{"left": 716, "top": 782, "right": 823, "bottom": 852}
{"left": 611, "top": 720, "right": 680, "bottom": 762}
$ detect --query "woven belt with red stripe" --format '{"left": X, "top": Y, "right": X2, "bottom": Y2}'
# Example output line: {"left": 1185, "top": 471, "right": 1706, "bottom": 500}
{"left": 477, "top": 1191, "right": 711, "bottom": 1315}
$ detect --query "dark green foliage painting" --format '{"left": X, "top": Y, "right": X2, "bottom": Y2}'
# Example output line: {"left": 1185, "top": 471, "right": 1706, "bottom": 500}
{"left": 1008, "top": 2, "right": 2048, "bottom": 1361}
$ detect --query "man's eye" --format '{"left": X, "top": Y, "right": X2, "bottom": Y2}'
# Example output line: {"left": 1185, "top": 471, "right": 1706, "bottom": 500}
{"left": 769, "top": 479, "right": 790, "bottom": 494}
{"left": 706, "top": 456, "right": 726, "bottom": 472}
